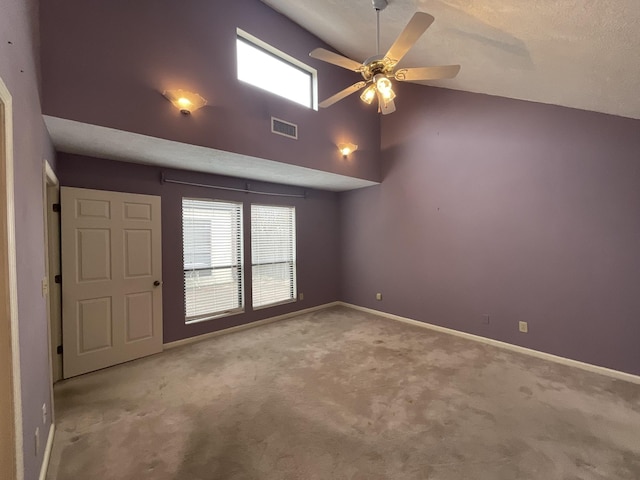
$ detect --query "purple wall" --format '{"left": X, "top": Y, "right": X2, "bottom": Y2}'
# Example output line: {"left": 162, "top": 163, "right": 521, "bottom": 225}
{"left": 341, "top": 84, "right": 640, "bottom": 376}
{"left": 1, "top": 0, "right": 55, "bottom": 477}
{"left": 39, "top": 0, "right": 381, "bottom": 182}
{"left": 57, "top": 153, "right": 340, "bottom": 343}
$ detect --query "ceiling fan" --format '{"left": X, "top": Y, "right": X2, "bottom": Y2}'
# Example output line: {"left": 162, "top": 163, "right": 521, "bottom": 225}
{"left": 309, "top": 0, "right": 460, "bottom": 114}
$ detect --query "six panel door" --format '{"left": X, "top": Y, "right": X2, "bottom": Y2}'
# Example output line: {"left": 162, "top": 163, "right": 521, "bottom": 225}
{"left": 61, "top": 187, "right": 162, "bottom": 378}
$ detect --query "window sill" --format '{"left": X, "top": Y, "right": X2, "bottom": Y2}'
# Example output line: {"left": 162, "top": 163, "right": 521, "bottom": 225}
{"left": 185, "top": 308, "right": 245, "bottom": 325}
{"left": 252, "top": 298, "right": 297, "bottom": 311}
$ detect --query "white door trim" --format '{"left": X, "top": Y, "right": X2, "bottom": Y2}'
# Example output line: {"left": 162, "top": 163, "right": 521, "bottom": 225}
{"left": 0, "top": 76, "right": 24, "bottom": 480}
{"left": 42, "top": 159, "right": 59, "bottom": 411}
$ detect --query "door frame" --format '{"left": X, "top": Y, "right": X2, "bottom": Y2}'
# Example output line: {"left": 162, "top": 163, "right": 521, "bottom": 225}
{"left": 0, "top": 77, "right": 24, "bottom": 479}
{"left": 43, "top": 160, "right": 61, "bottom": 388}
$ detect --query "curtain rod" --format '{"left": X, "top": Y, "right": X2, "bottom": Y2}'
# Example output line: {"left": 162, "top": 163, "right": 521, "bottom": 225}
{"left": 160, "top": 174, "right": 307, "bottom": 199}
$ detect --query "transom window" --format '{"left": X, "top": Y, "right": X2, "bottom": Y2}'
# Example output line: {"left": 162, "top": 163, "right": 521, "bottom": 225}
{"left": 182, "top": 198, "right": 244, "bottom": 323}
{"left": 251, "top": 204, "right": 297, "bottom": 308}
{"left": 236, "top": 29, "right": 317, "bottom": 109}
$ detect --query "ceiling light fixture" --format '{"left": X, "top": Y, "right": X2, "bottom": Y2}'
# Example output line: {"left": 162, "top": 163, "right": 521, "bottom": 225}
{"left": 360, "top": 77, "right": 395, "bottom": 108}
{"left": 360, "top": 85, "right": 377, "bottom": 105}
{"left": 338, "top": 142, "right": 358, "bottom": 158}
{"left": 162, "top": 89, "right": 207, "bottom": 115}
{"left": 309, "top": 1, "right": 460, "bottom": 115}
{"left": 374, "top": 74, "right": 392, "bottom": 97}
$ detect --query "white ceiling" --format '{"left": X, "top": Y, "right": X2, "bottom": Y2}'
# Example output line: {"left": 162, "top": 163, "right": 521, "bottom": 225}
{"left": 261, "top": 0, "right": 640, "bottom": 120}
{"left": 43, "top": 116, "right": 378, "bottom": 192}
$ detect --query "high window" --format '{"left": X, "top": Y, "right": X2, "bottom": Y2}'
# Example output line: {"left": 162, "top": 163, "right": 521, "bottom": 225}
{"left": 251, "top": 204, "right": 297, "bottom": 308}
{"left": 236, "top": 29, "right": 317, "bottom": 109}
{"left": 182, "top": 198, "right": 244, "bottom": 323}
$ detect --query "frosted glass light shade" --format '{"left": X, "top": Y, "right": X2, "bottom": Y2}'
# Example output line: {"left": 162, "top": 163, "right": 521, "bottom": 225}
{"left": 381, "top": 87, "right": 396, "bottom": 103}
{"left": 163, "top": 89, "right": 207, "bottom": 114}
{"left": 338, "top": 142, "right": 358, "bottom": 157}
{"left": 375, "top": 74, "right": 392, "bottom": 94}
{"left": 360, "top": 85, "right": 376, "bottom": 105}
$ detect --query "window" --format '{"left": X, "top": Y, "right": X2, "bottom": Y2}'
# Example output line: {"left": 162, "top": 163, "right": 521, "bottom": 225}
{"left": 251, "top": 204, "right": 296, "bottom": 308}
{"left": 237, "top": 29, "right": 317, "bottom": 109}
{"left": 182, "top": 198, "right": 243, "bottom": 323}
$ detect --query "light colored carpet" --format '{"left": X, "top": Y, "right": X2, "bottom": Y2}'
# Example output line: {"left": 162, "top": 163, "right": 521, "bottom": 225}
{"left": 46, "top": 306, "right": 640, "bottom": 479}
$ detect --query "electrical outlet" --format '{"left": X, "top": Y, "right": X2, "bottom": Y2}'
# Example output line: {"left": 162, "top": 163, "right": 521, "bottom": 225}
{"left": 482, "top": 314, "right": 490, "bottom": 324}
{"left": 35, "top": 427, "right": 40, "bottom": 456}
{"left": 298, "top": 292, "right": 304, "bottom": 301}
{"left": 376, "top": 293, "right": 382, "bottom": 301}
{"left": 42, "top": 403, "right": 47, "bottom": 425}
{"left": 519, "top": 321, "right": 528, "bottom": 333}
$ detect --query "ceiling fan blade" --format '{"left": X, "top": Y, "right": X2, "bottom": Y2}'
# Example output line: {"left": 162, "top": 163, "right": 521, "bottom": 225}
{"left": 381, "top": 99, "right": 396, "bottom": 115}
{"left": 376, "top": 90, "right": 396, "bottom": 115}
{"left": 309, "top": 48, "right": 363, "bottom": 72}
{"left": 395, "top": 65, "right": 461, "bottom": 82}
{"left": 384, "top": 12, "right": 435, "bottom": 67}
{"left": 319, "top": 81, "right": 367, "bottom": 108}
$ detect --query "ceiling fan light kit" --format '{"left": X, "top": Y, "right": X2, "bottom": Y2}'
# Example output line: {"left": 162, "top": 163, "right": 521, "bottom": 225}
{"left": 360, "top": 84, "right": 377, "bottom": 104}
{"left": 309, "top": 0, "right": 460, "bottom": 115}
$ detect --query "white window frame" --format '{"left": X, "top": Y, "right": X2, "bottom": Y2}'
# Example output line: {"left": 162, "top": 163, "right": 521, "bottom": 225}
{"left": 182, "top": 198, "right": 244, "bottom": 323}
{"left": 251, "top": 204, "right": 297, "bottom": 309}
{"left": 237, "top": 28, "right": 318, "bottom": 110}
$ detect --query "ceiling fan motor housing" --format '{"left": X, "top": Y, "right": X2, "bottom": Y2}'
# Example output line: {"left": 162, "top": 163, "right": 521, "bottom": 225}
{"left": 361, "top": 55, "right": 394, "bottom": 82}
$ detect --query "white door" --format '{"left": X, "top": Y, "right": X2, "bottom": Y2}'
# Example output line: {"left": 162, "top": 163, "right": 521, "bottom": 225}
{"left": 61, "top": 187, "right": 163, "bottom": 378}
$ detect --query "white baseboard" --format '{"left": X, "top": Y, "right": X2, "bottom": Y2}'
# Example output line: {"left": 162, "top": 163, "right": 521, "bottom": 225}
{"left": 164, "top": 302, "right": 341, "bottom": 350}
{"left": 39, "top": 423, "right": 55, "bottom": 480}
{"left": 163, "top": 300, "right": 640, "bottom": 385}
{"left": 338, "top": 302, "right": 640, "bottom": 385}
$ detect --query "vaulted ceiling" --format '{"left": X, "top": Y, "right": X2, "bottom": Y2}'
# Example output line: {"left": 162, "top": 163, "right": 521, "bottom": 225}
{"left": 261, "top": 0, "right": 640, "bottom": 119}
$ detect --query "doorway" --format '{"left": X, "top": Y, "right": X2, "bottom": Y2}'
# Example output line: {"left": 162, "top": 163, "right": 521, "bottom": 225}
{"left": 0, "top": 77, "right": 23, "bottom": 479}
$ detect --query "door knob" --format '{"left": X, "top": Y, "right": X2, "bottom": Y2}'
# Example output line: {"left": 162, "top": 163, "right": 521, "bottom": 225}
{"left": 153, "top": 280, "right": 161, "bottom": 287}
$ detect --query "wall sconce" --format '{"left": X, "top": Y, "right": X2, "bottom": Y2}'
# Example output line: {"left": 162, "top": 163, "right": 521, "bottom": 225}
{"left": 163, "top": 89, "right": 207, "bottom": 115}
{"left": 338, "top": 142, "right": 358, "bottom": 159}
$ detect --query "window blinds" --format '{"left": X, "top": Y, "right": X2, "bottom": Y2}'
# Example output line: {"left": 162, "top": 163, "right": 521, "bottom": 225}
{"left": 251, "top": 204, "right": 296, "bottom": 308}
{"left": 182, "top": 198, "right": 243, "bottom": 322}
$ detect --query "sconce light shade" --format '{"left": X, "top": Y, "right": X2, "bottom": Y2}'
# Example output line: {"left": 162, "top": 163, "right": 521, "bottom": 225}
{"left": 338, "top": 142, "right": 358, "bottom": 158}
{"left": 163, "top": 89, "right": 207, "bottom": 114}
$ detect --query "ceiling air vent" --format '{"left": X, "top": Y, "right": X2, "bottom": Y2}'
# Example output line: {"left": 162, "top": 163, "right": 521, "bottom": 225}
{"left": 271, "top": 117, "right": 298, "bottom": 140}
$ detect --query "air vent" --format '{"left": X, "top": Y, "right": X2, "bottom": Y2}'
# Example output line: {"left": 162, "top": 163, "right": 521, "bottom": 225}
{"left": 271, "top": 117, "right": 298, "bottom": 140}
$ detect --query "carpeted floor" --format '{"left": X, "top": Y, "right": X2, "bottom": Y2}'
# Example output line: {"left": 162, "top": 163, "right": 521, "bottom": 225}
{"left": 46, "top": 306, "right": 640, "bottom": 479}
